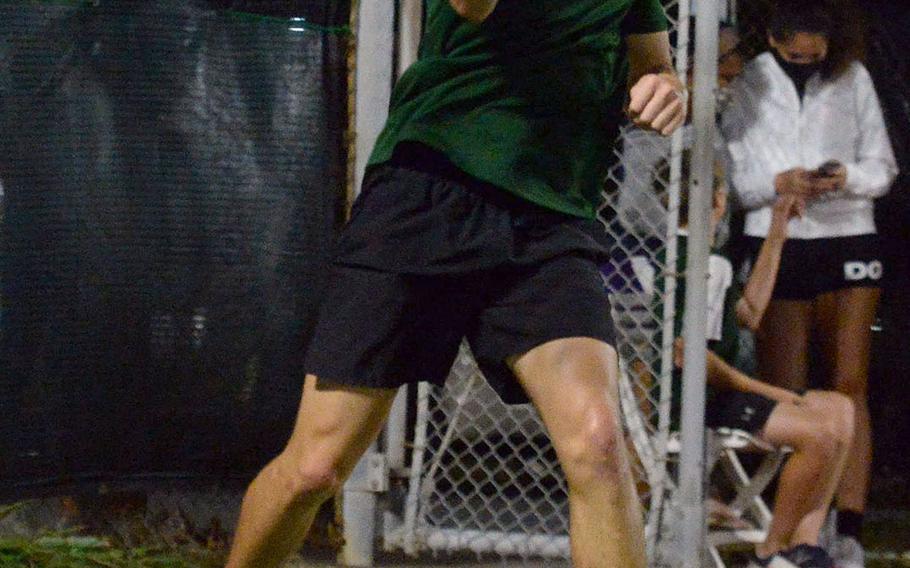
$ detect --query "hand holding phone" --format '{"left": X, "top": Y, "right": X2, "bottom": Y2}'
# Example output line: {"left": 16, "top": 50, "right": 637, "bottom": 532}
{"left": 810, "top": 160, "right": 846, "bottom": 196}
{"left": 814, "top": 160, "right": 842, "bottom": 178}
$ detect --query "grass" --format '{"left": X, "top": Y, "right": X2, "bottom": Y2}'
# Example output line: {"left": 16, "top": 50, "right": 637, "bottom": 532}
{"left": 0, "top": 499, "right": 223, "bottom": 568}
{"left": 0, "top": 534, "right": 223, "bottom": 568}
{"left": 0, "top": 499, "right": 908, "bottom": 567}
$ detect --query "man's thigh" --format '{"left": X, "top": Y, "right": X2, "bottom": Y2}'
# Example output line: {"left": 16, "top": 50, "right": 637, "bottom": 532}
{"left": 508, "top": 337, "right": 622, "bottom": 447}
{"left": 468, "top": 254, "right": 616, "bottom": 404}
{"left": 760, "top": 397, "right": 827, "bottom": 450}
{"left": 283, "top": 375, "right": 398, "bottom": 478}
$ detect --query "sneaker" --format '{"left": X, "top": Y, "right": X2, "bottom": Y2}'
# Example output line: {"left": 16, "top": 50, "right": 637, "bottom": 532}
{"left": 832, "top": 535, "right": 865, "bottom": 568}
{"left": 746, "top": 552, "right": 799, "bottom": 568}
{"left": 747, "top": 545, "right": 835, "bottom": 568}
{"left": 817, "top": 510, "right": 837, "bottom": 551}
{"left": 781, "top": 544, "right": 835, "bottom": 568}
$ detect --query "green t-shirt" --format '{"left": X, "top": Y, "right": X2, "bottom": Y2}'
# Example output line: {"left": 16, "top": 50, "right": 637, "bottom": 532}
{"left": 367, "top": 0, "right": 669, "bottom": 219}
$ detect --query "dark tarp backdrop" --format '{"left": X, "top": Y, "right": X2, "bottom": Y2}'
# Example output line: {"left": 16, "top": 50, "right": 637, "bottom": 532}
{"left": 0, "top": 0, "right": 350, "bottom": 495}
{"left": 863, "top": 0, "right": 910, "bottom": 493}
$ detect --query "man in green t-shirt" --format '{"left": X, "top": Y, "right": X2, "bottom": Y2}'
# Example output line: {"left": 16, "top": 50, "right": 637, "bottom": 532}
{"left": 227, "top": 2, "right": 686, "bottom": 567}
{"left": 669, "top": 174, "right": 855, "bottom": 567}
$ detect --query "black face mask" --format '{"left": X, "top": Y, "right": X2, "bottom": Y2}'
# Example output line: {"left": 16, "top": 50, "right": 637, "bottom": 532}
{"left": 773, "top": 50, "right": 823, "bottom": 96}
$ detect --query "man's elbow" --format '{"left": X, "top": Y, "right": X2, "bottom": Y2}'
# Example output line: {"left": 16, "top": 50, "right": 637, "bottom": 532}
{"left": 736, "top": 306, "right": 761, "bottom": 332}
{"left": 449, "top": 0, "right": 496, "bottom": 24}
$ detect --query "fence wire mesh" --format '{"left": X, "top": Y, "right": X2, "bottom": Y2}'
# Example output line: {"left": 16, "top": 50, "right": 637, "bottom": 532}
{"left": 395, "top": 1, "right": 695, "bottom": 561}
{"left": 392, "top": 4, "right": 910, "bottom": 563}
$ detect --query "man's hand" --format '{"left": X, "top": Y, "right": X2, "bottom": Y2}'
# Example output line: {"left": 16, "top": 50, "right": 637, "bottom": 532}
{"left": 767, "top": 194, "right": 804, "bottom": 241}
{"left": 774, "top": 168, "right": 816, "bottom": 198}
{"left": 628, "top": 72, "right": 687, "bottom": 136}
{"left": 673, "top": 337, "right": 685, "bottom": 369}
{"left": 449, "top": 0, "right": 498, "bottom": 24}
{"left": 809, "top": 162, "right": 847, "bottom": 197}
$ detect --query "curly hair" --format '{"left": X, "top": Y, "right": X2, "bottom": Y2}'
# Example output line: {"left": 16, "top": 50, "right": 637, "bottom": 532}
{"left": 768, "top": 0, "right": 867, "bottom": 79}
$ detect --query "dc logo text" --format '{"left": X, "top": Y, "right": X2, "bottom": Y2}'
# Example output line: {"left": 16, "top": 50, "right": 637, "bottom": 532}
{"left": 844, "top": 260, "right": 883, "bottom": 281}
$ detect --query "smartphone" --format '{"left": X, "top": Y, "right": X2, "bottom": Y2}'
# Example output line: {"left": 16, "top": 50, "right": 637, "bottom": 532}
{"left": 814, "top": 160, "right": 842, "bottom": 177}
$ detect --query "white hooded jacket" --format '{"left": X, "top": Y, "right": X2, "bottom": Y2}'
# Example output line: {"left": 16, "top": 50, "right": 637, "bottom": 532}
{"left": 721, "top": 52, "right": 898, "bottom": 239}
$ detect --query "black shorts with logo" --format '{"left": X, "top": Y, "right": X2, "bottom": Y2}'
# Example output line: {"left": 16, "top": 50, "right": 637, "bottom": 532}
{"left": 745, "top": 234, "right": 883, "bottom": 301}
{"left": 304, "top": 143, "right": 616, "bottom": 404}
{"left": 705, "top": 389, "right": 778, "bottom": 434}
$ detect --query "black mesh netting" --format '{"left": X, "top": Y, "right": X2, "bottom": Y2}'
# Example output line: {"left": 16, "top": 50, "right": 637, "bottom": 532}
{"left": 0, "top": 0, "right": 350, "bottom": 494}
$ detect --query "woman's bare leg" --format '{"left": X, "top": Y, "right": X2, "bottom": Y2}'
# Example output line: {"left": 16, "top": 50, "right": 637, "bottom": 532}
{"left": 755, "top": 300, "right": 812, "bottom": 391}
{"left": 814, "top": 287, "right": 880, "bottom": 514}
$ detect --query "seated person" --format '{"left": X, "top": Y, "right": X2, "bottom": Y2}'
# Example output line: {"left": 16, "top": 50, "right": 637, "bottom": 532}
{"left": 667, "top": 170, "right": 854, "bottom": 568}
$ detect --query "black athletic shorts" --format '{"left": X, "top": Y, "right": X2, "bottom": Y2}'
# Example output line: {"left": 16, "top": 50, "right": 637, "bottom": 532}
{"left": 705, "top": 390, "right": 778, "bottom": 434}
{"left": 304, "top": 143, "right": 616, "bottom": 404}
{"left": 745, "top": 234, "right": 883, "bottom": 301}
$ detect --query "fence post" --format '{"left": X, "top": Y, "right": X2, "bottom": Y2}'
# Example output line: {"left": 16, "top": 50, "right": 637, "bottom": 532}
{"left": 342, "top": 2, "right": 396, "bottom": 566}
{"left": 678, "top": 1, "right": 720, "bottom": 567}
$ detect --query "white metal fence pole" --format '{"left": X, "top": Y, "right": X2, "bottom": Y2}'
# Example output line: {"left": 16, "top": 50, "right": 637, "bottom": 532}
{"left": 381, "top": 0, "right": 423, "bottom": 552}
{"left": 656, "top": 2, "right": 690, "bottom": 557}
{"left": 397, "top": 0, "right": 423, "bottom": 77}
{"left": 679, "top": 1, "right": 720, "bottom": 566}
{"left": 343, "top": 2, "right": 396, "bottom": 566}
{"left": 383, "top": 0, "right": 423, "bottom": 482}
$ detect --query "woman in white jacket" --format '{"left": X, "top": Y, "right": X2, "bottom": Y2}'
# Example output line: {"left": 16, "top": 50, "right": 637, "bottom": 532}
{"left": 721, "top": 2, "right": 898, "bottom": 566}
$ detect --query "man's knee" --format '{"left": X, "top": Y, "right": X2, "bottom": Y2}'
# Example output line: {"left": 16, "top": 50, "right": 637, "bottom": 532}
{"left": 782, "top": 409, "right": 838, "bottom": 459}
{"left": 828, "top": 392, "right": 854, "bottom": 438}
{"left": 558, "top": 407, "right": 625, "bottom": 490}
{"left": 271, "top": 452, "right": 344, "bottom": 505}
{"left": 806, "top": 391, "right": 855, "bottom": 446}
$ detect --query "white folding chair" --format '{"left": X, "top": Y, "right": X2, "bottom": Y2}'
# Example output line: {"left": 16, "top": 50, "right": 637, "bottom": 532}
{"left": 611, "top": 254, "right": 790, "bottom": 568}
{"left": 702, "top": 429, "right": 791, "bottom": 568}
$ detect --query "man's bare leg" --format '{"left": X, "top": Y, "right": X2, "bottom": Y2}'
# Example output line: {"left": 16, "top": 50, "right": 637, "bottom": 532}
{"left": 510, "top": 337, "right": 646, "bottom": 568}
{"left": 225, "top": 375, "right": 397, "bottom": 568}
{"left": 756, "top": 392, "right": 853, "bottom": 556}
{"left": 788, "top": 391, "right": 855, "bottom": 545}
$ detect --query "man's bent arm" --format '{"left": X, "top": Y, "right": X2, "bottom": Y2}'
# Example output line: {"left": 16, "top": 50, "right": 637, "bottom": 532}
{"left": 735, "top": 196, "right": 800, "bottom": 331}
{"left": 626, "top": 31, "right": 687, "bottom": 136}
{"left": 449, "top": 0, "right": 499, "bottom": 23}
{"left": 706, "top": 351, "right": 802, "bottom": 405}
{"left": 626, "top": 31, "right": 676, "bottom": 86}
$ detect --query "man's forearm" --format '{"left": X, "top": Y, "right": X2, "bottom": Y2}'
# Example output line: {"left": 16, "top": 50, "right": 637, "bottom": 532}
{"left": 706, "top": 351, "right": 799, "bottom": 404}
{"left": 624, "top": 31, "right": 686, "bottom": 135}
{"left": 449, "top": 0, "right": 498, "bottom": 23}
{"left": 705, "top": 350, "right": 748, "bottom": 392}
{"left": 626, "top": 32, "right": 677, "bottom": 87}
{"left": 736, "top": 230, "right": 786, "bottom": 330}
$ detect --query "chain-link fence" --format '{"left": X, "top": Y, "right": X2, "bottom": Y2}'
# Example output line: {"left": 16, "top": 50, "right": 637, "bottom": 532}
{"left": 379, "top": 2, "right": 697, "bottom": 562}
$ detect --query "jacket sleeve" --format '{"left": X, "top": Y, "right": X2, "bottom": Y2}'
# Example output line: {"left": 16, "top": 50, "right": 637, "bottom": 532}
{"left": 720, "top": 90, "right": 778, "bottom": 210}
{"left": 843, "top": 64, "right": 898, "bottom": 199}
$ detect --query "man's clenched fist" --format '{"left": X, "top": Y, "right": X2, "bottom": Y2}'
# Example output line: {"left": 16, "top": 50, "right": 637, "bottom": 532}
{"left": 628, "top": 72, "right": 687, "bottom": 136}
